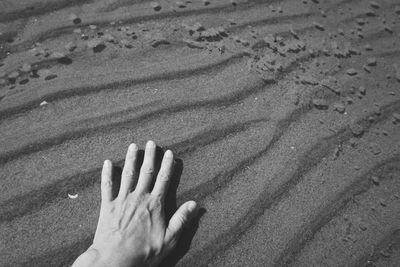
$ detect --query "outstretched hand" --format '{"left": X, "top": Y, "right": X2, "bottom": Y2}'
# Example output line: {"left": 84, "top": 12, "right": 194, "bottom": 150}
{"left": 72, "top": 141, "right": 197, "bottom": 267}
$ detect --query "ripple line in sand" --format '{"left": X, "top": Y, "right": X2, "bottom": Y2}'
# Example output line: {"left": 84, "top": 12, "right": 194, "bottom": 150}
{"left": 179, "top": 99, "right": 400, "bottom": 267}
{"left": 0, "top": 118, "right": 267, "bottom": 223}
{"left": 351, "top": 229, "right": 400, "bottom": 267}
{"left": 0, "top": 49, "right": 321, "bottom": 165}
{"left": 274, "top": 156, "right": 400, "bottom": 266}
{"left": 0, "top": 52, "right": 248, "bottom": 121}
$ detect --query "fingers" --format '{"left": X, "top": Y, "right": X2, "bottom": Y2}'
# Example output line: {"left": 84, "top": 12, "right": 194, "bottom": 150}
{"left": 151, "top": 150, "right": 174, "bottom": 199}
{"left": 101, "top": 160, "right": 113, "bottom": 202}
{"left": 135, "top": 140, "right": 157, "bottom": 193}
{"left": 119, "top": 143, "right": 139, "bottom": 199}
{"left": 164, "top": 201, "right": 197, "bottom": 250}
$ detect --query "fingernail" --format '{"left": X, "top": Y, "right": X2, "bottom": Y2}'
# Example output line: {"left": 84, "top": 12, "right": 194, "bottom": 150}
{"left": 129, "top": 143, "right": 138, "bottom": 151}
{"left": 188, "top": 201, "right": 197, "bottom": 212}
{"left": 165, "top": 150, "right": 173, "bottom": 158}
{"left": 147, "top": 140, "right": 156, "bottom": 148}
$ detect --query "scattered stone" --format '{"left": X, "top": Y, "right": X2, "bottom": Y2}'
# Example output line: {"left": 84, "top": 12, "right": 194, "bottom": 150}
{"left": 21, "top": 63, "right": 31, "bottom": 72}
{"left": 379, "top": 198, "right": 387, "bottom": 207}
{"left": 65, "top": 41, "right": 77, "bottom": 51}
{"left": 366, "top": 9, "right": 376, "bottom": 17}
{"left": 89, "top": 24, "right": 97, "bottom": 30}
{"left": 68, "top": 193, "right": 78, "bottom": 199}
{"left": 120, "top": 39, "right": 133, "bottom": 48}
{"left": 183, "top": 39, "right": 204, "bottom": 49}
{"left": 359, "top": 222, "right": 368, "bottom": 231}
{"left": 366, "top": 58, "right": 377, "bottom": 66}
{"left": 151, "top": 38, "right": 170, "bottom": 48}
{"left": 102, "top": 33, "right": 115, "bottom": 42}
{"left": 8, "top": 71, "right": 19, "bottom": 79}
{"left": 50, "top": 51, "right": 66, "bottom": 59}
{"left": 202, "top": 0, "right": 210, "bottom": 5}
{"left": 346, "top": 68, "right": 358, "bottom": 76}
{"left": 350, "top": 123, "right": 364, "bottom": 137}
{"left": 73, "top": 28, "right": 82, "bottom": 34}
{"left": 356, "top": 18, "right": 366, "bottom": 25}
{"left": 392, "top": 112, "right": 400, "bottom": 123}
{"left": 290, "top": 27, "right": 299, "bottom": 39}
{"left": 394, "top": 64, "right": 400, "bottom": 82}
{"left": 346, "top": 96, "right": 354, "bottom": 104}
{"left": 87, "top": 38, "right": 103, "bottom": 49}
{"left": 333, "top": 102, "right": 346, "bottom": 113}
{"left": 69, "top": 14, "right": 81, "bottom": 24}
{"left": 384, "top": 25, "right": 393, "bottom": 33}
{"left": 45, "top": 74, "right": 58, "bottom": 80}
{"left": 364, "top": 44, "right": 373, "bottom": 51}
{"left": 19, "top": 78, "right": 29, "bottom": 85}
{"left": 40, "top": 100, "right": 48, "bottom": 106}
{"left": 373, "top": 105, "right": 381, "bottom": 116}
{"left": 150, "top": 1, "right": 162, "bottom": 11}
{"left": 176, "top": 1, "right": 186, "bottom": 8}
{"left": 369, "top": 1, "right": 380, "bottom": 9}
{"left": 37, "top": 68, "right": 51, "bottom": 77}
{"left": 312, "top": 98, "right": 329, "bottom": 110}
{"left": 369, "top": 143, "right": 381, "bottom": 155}
{"left": 363, "top": 65, "right": 371, "bottom": 73}
{"left": 359, "top": 86, "right": 366, "bottom": 95}
{"left": 313, "top": 22, "right": 325, "bottom": 31}
{"left": 371, "top": 175, "right": 380, "bottom": 185}
{"left": 395, "top": 6, "right": 400, "bottom": 15}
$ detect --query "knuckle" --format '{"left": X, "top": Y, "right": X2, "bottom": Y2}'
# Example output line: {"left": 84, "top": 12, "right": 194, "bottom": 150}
{"left": 103, "top": 180, "right": 112, "bottom": 188}
{"left": 122, "top": 168, "right": 134, "bottom": 178}
{"left": 158, "top": 172, "right": 170, "bottom": 182}
{"left": 142, "top": 165, "right": 154, "bottom": 175}
{"left": 149, "top": 197, "right": 162, "bottom": 210}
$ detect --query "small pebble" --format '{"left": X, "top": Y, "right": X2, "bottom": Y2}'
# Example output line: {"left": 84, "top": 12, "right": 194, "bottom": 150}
{"left": 45, "top": 74, "right": 58, "bottom": 80}
{"left": 350, "top": 123, "right": 364, "bottom": 137}
{"left": 333, "top": 102, "right": 346, "bottom": 113}
{"left": 65, "top": 41, "right": 77, "bottom": 51}
{"left": 69, "top": 14, "right": 81, "bottom": 24}
{"left": 366, "top": 58, "right": 377, "bottom": 66}
{"left": 363, "top": 65, "right": 371, "bottom": 73}
{"left": 371, "top": 175, "right": 379, "bottom": 185}
{"left": 369, "top": 143, "right": 381, "bottom": 155}
{"left": 176, "top": 1, "right": 186, "bottom": 8}
{"left": 313, "top": 22, "right": 325, "bottom": 31}
{"left": 40, "top": 100, "right": 48, "bottom": 106}
{"left": 50, "top": 51, "right": 66, "bottom": 59}
{"left": 21, "top": 63, "right": 31, "bottom": 72}
{"left": 312, "top": 98, "right": 329, "bottom": 110}
{"left": 150, "top": 1, "right": 162, "bottom": 11}
{"left": 68, "top": 193, "right": 78, "bottom": 199}
{"left": 370, "top": 1, "right": 380, "bottom": 9}
{"left": 392, "top": 112, "right": 400, "bottom": 122}
{"left": 359, "top": 86, "right": 366, "bottom": 95}
{"left": 8, "top": 71, "right": 19, "bottom": 79}
{"left": 151, "top": 38, "right": 170, "bottom": 48}
{"left": 346, "top": 68, "right": 358, "bottom": 76}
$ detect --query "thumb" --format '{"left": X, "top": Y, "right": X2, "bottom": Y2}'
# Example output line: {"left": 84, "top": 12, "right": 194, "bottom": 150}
{"left": 164, "top": 201, "right": 197, "bottom": 250}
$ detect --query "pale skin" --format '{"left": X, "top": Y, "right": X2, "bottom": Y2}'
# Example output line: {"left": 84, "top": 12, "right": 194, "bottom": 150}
{"left": 72, "top": 140, "right": 197, "bottom": 267}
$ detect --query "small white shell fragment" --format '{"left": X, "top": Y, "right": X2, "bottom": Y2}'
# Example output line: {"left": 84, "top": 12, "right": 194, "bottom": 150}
{"left": 40, "top": 101, "right": 48, "bottom": 106}
{"left": 68, "top": 193, "right": 78, "bottom": 199}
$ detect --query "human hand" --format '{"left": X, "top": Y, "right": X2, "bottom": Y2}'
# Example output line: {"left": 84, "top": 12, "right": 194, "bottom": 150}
{"left": 72, "top": 141, "right": 197, "bottom": 267}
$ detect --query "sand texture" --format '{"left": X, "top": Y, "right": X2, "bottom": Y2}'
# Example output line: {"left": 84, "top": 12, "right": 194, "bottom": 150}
{"left": 1, "top": 0, "right": 400, "bottom": 266}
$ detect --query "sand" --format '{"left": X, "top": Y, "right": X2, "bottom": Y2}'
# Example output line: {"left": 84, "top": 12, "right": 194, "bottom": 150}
{"left": 0, "top": 0, "right": 400, "bottom": 266}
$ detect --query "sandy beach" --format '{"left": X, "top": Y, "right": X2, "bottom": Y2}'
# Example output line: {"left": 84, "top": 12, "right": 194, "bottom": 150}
{"left": 0, "top": 0, "right": 400, "bottom": 266}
